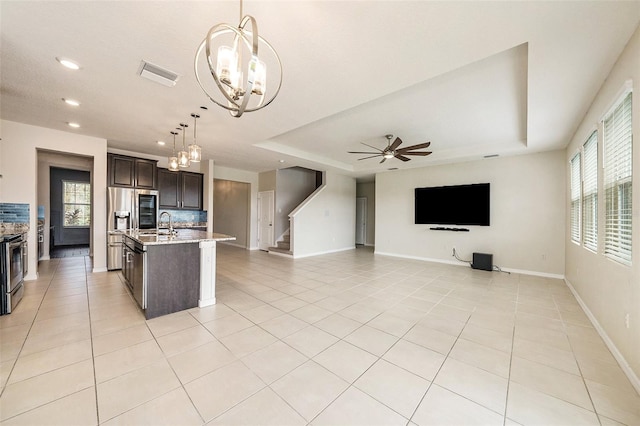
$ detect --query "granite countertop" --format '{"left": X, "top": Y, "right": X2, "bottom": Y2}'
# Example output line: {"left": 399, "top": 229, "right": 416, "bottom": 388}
{"left": 123, "top": 229, "right": 235, "bottom": 246}
{"left": 172, "top": 222, "right": 207, "bottom": 229}
{"left": 0, "top": 223, "right": 29, "bottom": 237}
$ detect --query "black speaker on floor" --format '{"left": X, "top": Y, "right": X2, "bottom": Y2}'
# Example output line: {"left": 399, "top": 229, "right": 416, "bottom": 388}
{"left": 472, "top": 253, "right": 493, "bottom": 271}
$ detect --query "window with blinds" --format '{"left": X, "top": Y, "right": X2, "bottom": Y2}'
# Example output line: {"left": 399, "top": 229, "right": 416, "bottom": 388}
{"left": 603, "top": 91, "right": 632, "bottom": 265}
{"left": 582, "top": 131, "right": 598, "bottom": 252}
{"left": 570, "top": 152, "right": 581, "bottom": 244}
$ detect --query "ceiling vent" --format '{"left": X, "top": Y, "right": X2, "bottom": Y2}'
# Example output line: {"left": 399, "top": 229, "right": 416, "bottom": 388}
{"left": 138, "top": 60, "right": 180, "bottom": 87}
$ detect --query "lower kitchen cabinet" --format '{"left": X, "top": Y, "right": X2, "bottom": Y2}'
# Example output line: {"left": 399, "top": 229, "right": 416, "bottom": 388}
{"left": 122, "top": 234, "right": 200, "bottom": 319}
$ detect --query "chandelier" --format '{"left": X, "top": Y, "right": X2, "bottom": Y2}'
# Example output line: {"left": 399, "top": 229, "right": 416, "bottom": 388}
{"left": 194, "top": 0, "right": 283, "bottom": 117}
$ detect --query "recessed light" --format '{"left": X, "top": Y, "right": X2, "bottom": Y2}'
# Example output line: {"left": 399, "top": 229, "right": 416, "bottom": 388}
{"left": 157, "top": 141, "right": 166, "bottom": 146}
{"left": 63, "top": 98, "right": 80, "bottom": 106}
{"left": 279, "top": 159, "right": 285, "bottom": 163}
{"left": 56, "top": 57, "right": 80, "bottom": 70}
{"left": 67, "top": 122, "right": 80, "bottom": 128}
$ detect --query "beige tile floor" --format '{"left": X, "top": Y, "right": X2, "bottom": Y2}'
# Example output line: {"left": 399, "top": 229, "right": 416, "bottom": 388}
{"left": 1, "top": 245, "right": 639, "bottom": 425}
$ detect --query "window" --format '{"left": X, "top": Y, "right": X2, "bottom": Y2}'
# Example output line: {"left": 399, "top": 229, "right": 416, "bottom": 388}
{"left": 603, "top": 91, "right": 632, "bottom": 265}
{"left": 63, "top": 181, "right": 91, "bottom": 227}
{"left": 582, "top": 131, "right": 598, "bottom": 252}
{"left": 570, "top": 152, "right": 581, "bottom": 243}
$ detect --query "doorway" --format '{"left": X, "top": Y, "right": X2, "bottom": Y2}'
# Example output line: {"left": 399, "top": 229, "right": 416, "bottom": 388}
{"left": 257, "top": 190, "right": 275, "bottom": 251}
{"left": 37, "top": 151, "right": 94, "bottom": 262}
{"left": 50, "top": 167, "right": 91, "bottom": 258}
{"left": 356, "top": 197, "right": 367, "bottom": 245}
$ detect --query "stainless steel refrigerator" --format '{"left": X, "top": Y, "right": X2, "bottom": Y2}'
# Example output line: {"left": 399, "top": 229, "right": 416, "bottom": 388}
{"left": 107, "top": 187, "right": 159, "bottom": 270}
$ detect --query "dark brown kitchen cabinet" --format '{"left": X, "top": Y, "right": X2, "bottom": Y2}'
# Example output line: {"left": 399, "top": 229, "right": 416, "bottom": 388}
{"left": 108, "top": 154, "right": 157, "bottom": 189}
{"left": 158, "top": 168, "right": 203, "bottom": 210}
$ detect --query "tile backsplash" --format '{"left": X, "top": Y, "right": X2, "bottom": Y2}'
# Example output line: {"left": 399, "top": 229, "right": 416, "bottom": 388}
{"left": 159, "top": 209, "right": 207, "bottom": 224}
{"left": 0, "top": 203, "right": 30, "bottom": 223}
{"left": 0, "top": 203, "right": 30, "bottom": 235}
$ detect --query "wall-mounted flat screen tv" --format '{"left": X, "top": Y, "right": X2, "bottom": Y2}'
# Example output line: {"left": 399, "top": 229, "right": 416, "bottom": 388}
{"left": 415, "top": 183, "right": 490, "bottom": 226}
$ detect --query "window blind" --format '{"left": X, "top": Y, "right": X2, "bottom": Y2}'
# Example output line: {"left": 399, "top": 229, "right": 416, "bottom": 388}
{"left": 570, "top": 152, "right": 581, "bottom": 244}
{"left": 603, "top": 92, "right": 632, "bottom": 265}
{"left": 582, "top": 131, "right": 598, "bottom": 252}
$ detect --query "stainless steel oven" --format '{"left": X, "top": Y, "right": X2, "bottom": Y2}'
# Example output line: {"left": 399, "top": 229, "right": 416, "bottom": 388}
{"left": 1, "top": 234, "right": 25, "bottom": 315}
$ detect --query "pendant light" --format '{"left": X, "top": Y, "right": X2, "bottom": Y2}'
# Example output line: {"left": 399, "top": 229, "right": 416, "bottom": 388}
{"left": 188, "top": 113, "right": 202, "bottom": 162}
{"left": 178, "top": 123, "right": 190, "bottom": 168}
{"left": 194, "top": 0, "right": 282, "bottom": 117}
{"left": 168, "top": 131, "right": 179, "bottom": 171}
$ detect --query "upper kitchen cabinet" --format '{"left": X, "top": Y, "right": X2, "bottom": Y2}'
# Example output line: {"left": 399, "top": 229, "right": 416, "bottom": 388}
{"left": 158, "top": 169, "right": 203, "bottom": 210}
{"left": 108, "top": 154, "right": 158, "bottom": 189}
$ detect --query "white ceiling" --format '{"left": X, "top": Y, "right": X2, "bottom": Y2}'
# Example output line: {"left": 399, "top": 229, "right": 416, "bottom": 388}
{"left": 2, "top": 1, "right": 639, "bottom": 180}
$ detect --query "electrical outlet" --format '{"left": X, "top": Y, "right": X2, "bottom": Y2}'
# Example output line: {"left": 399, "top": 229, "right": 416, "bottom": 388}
{"left": 625, "top": 313, "right": 630, "bottom": 329}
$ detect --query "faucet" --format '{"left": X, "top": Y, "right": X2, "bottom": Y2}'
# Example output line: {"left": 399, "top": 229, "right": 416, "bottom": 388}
{"left": 159, "top": 211, "right": 174, "bottom": 235}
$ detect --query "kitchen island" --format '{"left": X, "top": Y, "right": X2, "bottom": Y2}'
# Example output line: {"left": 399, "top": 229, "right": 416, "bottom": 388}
{"left": 122, "top": 229, "right": 234, "bottom": 319}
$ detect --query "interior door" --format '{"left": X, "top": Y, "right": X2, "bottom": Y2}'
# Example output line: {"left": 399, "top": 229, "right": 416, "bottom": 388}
{"left": 356, "top": 197, "right": 367, "bottom": 245}
{"left": 257, "top": 191, "right": 275, "bottom": 251}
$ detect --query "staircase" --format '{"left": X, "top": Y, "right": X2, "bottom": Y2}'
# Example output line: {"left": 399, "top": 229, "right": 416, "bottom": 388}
{"left": 268, "top": 231, "right": 292, "bottom": 256}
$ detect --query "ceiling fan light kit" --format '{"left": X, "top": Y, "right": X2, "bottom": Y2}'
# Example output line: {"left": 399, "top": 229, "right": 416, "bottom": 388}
{"left": 348, "top": 134, "right": 433, "bottom": 163}
{"left": 194, "top": 0, "right": 283, "bottom": 117}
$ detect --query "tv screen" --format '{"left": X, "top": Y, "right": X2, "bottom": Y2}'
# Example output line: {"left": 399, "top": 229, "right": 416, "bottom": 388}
{"left": 415, "top": 183, "right": 490, "bottom": 226}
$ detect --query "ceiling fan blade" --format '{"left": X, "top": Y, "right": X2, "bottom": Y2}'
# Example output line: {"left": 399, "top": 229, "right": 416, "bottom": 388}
{"left": 361, "top": 142, "right": 383, "bottom": 152}
{"left": 389, "top": 137, "right": 403, "bottom": 151}
{"left": 395, "top": 154, "right": 411, "bottom": 162}
{"left": 401, "top": 151, "right": 432, "bottom": 156}
{"left": 357, "top": 154, "right": 383, "bottom": 161}
{"left": 397, "top": 142, "right": 430, "bottom": 151}
{"left": 380, "top": 157, "right": 387, "bottom": 164}
{"left": 348, "top": 151, "right": 380, "bottom": 154}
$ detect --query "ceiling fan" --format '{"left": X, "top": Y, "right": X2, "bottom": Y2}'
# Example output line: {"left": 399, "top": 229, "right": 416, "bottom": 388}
{"left": 348, "top": 134, "right": 432, "bottom": 163}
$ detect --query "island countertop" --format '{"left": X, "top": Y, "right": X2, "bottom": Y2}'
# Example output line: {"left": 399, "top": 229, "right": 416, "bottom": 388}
{"left": 122, "top": 229, "right": 235, "bottom": 246}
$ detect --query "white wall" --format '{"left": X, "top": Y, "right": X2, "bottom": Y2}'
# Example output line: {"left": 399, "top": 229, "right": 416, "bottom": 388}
{"left": 1, "top": 121, "right": 108, "bottom": 274}
{"left": 356, "top": 182, "right": 376, "bottom": 246}
{"left": 213, "top": 179, "right": 249, "bottom": 248}
{"left": 275, "top": 167, "right": 318, "bottom": 239}
{"left": 213, "top": 166, "right": 259, "bottom": 250}
{"left": 375, "top": 150, "right": 566, "bottom": 276}
{"left": 291, "top": 171, "right": 356, "bottom": 258}
{"left": 565, "top": 24, "right": 640, "bottom": 388}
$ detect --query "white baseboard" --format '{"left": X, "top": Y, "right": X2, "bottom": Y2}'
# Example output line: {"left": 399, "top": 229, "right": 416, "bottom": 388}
{"left": 269, "top": 250, "right": 293, "bottom": 258}
{"left": 220, "top": 242, "right": 247, "bottom": 249}
{"left": 293, "top": 246, "right": 355, "bottom": 259}
{"left": 374, "top": 251, "right": 564, "bottom": 279}
{"left": 92, "top": 267, "right": 108, "bottom": 273}
{"left": 500, "top": 267, "right": 564, "bottom": 280}
{"left": 564, "top": 278, "right": 640, "bottom": 395}
{"left": 24, "top": 272, "right": 39, "bottom": 281}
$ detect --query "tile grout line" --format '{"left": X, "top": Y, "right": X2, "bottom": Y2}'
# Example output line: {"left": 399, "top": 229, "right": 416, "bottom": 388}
{"left": 502, "top": 275, "right": 520, "bottom": 426}
{"left": 85, "top": 256, "right": 102, "bottom": 425}
{"left": 305, "top": 272, "right": 464, "bottom": 425}
{"left": 552, "top": 289, "right": 603, "bottom": 426}
{"left": 0, "top": 259, "right": 93, "bottom": 421}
